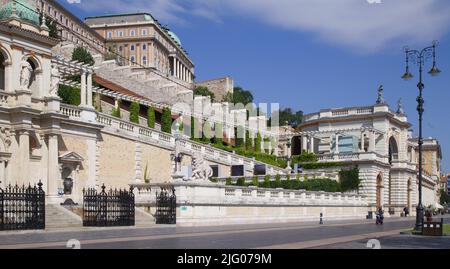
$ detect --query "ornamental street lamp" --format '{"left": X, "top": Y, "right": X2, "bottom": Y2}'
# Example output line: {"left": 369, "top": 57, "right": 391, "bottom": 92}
{"left": 285, "top": 121, "right": 293, "bottom": 174}
{"left": 401, "top": 41, "right": 441, "bottom": 232}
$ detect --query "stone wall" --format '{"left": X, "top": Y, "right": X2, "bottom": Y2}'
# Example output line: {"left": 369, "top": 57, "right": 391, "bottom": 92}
{"left": 133, "top": 182, "right": 369, "bottom": 226}
{"left": 196, "top": 77, "right": 233, "bottom": 102}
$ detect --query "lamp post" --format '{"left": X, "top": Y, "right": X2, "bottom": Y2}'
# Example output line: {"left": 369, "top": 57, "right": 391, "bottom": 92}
{"left": 285, "top": 121, "right": 293, "bottom": 174}
{"left": 401, "top": 41, "right": 441, "bottom": 232}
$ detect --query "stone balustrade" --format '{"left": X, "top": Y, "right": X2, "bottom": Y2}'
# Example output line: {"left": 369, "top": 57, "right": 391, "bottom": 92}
{"left": 131, "top": 182, "right": 369, "bottom": 226}
{"left": 60, "top": 104, "right": 287, "bottom": 174}
{"left": 316, "top": 151, "right": 389, "bottom": 164}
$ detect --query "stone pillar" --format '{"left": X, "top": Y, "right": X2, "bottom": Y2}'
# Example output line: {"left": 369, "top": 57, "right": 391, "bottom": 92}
{"left": 369, "top": 131, "right": 376, "bottom": 152}
{"left": 335, "top": 134, "right": 339, "bottom": 154}
{"left": 173, "top": 57, "right": 176, "bottom": 76}
{"left": 309, "top": 136, "right": 314, "bottom": 153}
{"left": 80, "top": 71, "right": 86, "bottom": 106}
{"left": 87, "top": 72, "right": 93, "bottom": 107}
{"left": 411, "top": 147, "right": 416, "bottom": 163}
{"left": 302, "top": 136, "right": 307, "bottom": 152}
{"left": 47, "top": 134, "right": 59, "bottom": 200}
{"left": 360, "top": 131, "right": 365, "bottom": 152}
{"left": 18, "top": 130, "right": 30, "bottom": 185}
{"left": 0, "top": 160, "right": 6, "bottom": 189}
{"left": 3, "top": 61, "right": 13, "bottom": 93}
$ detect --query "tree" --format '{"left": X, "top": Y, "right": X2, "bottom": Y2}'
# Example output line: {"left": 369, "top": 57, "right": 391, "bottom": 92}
{"left": 147, "top": 107, "right": 155, "bottom": 128}
{"left": 222, "top": 86, "right": 254, "bottom": 105}
{"left": 269, "top": 108, "right": 303, "bottom": 128}
{"left": 235, "top": 126, "right": 244, "bottom": 148}
{"left": 40, "top": 16, "right": 59, "bottom": 39}
{"left": 129, "top": 102, "right": 140, "bottom": 124}
{"left": 339, "top": 167, "right": 360, "bottom": 192}
{"left": 58, "top": 85, "right": 80, "bottom": 105}
{"left": 111, "top": 99, "right": 121, "bottom": 118}
{"left": 245, "top": 130, "right": 252, "bottom": 151}
{"left": 440, "top": 190, "right": 450, "bottom": 205}
{"left": 255, "top": 132, "right": 262, "bottom": 153}
{"left": 72, "top": 47, "right": 95, "bottom": 66}
{"left": 214, "top": 123, "right": 223, "bottom": 145}
{"left": 194, "top": 86, "right": 215, "bottom": 102}
{"left": 161, "top": 107, "right": 172, "bottom": 134}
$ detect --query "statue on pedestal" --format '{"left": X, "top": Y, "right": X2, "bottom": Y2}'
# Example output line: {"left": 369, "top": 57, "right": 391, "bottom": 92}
{"left": 20, "top": 60, "right": 32, "bottom": 90}
{"left": 191, "top": 153, "right": 213, "bottom": 182}
{"left": 396, "top": 98, "right": 405, "bottom": 114}
{"left": 376, "top": 85, "right": 385, "bottom": 104}
{"left": 49, "top": 63, "right": 60, "bottom": 97}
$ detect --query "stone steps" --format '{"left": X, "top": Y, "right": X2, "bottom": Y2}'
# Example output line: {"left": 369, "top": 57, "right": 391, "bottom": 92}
{"left": 45, "top": 204, "right": 82, "bottom": 229}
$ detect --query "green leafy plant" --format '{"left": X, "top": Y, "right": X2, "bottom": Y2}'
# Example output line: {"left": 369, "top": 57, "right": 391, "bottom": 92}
{"left": 263, "top": 175, "right": 271, "bottom": 188}
{"left": 236, "top": 177, "right": 246, "bottom": 186}
{"left": 339, "top": 167, "right": 360, "bottom": 192}
{"left": 226, "top": 178, "right": 232, "bottom": 186}
{"left": 72, "top": 46, "right": 95, "bottom": 65}
{"left": 245, "top": 130, "right": 252, "bottom": 151}
{"left": 143, "top": 162, "right": 150, "bottom": 184}
{"left": 58, "top": 85, "right": 80, "bottom": 105}
{"left": 111, "top": 99, "right": 121, "bottom": 118}
{"left": 147, "top": 107, "right": 155, "bottom": 128}
{"left": 129, "top": 101, "right": 140, "bottom": 124}
{"left": 161, "top": 107, "right": 172, "bottom": 134}
{"left": 194, "top": 86, "right": 215, "bottom": 102}
{"left": 252, "top": 176, "right": 259, "bottom": 187}
{"left": 255, "top": 132, "right": 262, "bottom": 153}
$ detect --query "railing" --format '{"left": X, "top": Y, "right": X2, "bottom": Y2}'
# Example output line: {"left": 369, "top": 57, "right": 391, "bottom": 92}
{"left": 82, "top": 184, "right": 135, "bottom": 227}
{"left": 60, "top": 104, "right": 82, "bottom": 119}
{"left": 0, "top": 181, "right": 45, "bottom": 231}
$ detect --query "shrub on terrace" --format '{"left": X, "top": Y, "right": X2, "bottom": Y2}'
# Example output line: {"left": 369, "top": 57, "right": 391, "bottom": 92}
{"left": 161, "top": 107, "right": 172, "bottom": 134}
{"left": 147, "top": 107, "right": 155, "bottom": 128}
{"left": 129, "top": 102, "right": 140, "bottom": 124}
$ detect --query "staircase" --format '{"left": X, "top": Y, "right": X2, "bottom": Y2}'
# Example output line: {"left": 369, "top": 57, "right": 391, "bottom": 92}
{"left": 135, "top": 207, "right": 156, "bottom": 228}
{"left": 45, "top": 204, "right": 82, "bottom": 229}
{"left": 95, "top": 60, "right": 193, "bottom": 105}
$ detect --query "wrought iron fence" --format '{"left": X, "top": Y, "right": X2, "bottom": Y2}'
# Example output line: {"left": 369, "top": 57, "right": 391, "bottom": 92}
{"left": 0, "top": 181, "right": 45, "bottom": 231}
{"left": 83, "top": 184, "right": 135, "bottom": 227}
{"left": 155, "top": 187, "right": 176, "bottom": 224}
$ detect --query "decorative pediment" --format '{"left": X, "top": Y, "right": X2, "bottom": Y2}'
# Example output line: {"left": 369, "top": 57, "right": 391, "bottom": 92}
{"left": 59, "top": 151, "right": 84, "bottom": 163}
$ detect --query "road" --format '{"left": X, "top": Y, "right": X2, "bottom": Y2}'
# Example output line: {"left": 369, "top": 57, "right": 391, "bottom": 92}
{"left": 0, "top": 216, "right": 448, "bottom": 249}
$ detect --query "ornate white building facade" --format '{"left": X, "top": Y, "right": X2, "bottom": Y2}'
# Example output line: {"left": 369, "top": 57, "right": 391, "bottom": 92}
{"left": 288, "top": 89, "right": 441, "bottom": 215}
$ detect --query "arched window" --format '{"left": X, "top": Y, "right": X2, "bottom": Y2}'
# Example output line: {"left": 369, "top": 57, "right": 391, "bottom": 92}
{"left": 130, "top": 45, "right": 135, "bottom": 51}
{"left": 142, "top": 44, "right": 147, "bottom": 50}
{"left": 0, "top": 52, "right": 5, "bottom": 91}
{"left": 142, "top": 56, "right": 147, "bottom": 66}
{"left": 388, "top": 136, "right": 399, "bottom": 164}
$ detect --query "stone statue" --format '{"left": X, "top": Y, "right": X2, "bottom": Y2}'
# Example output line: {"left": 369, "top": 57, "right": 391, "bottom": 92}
{"left": 376, "top": 85, "right": 385, "bottom": 104}
{"left": 50, "top": 63, "right": 60, "bottom": 97}
{"left": 396, "top": 98, "right": 405, "bottom": 114}
{"left": 20, "top": 60, "right": 33, "bottom": 90}
{"left": 191, "top": 153, "right": 213, "bottom": 181}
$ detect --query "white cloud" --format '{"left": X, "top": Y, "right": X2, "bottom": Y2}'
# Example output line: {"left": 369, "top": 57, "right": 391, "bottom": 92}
{"left": 66, "top": 0, "right": 81, "bottom": 4}
{"left": 73, "top": 0, "right": 450, "bottom": 52}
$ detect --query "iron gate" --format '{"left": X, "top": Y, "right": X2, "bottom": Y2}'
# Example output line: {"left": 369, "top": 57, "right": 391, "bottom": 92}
{"left": 83, "top": 184, "right": 135, "bottom": 227}
{"left": 155, "top": 188, "right": 176, "bottom": 224}
{"left": 0, "top": 181, "right": 45, "bottom": 231}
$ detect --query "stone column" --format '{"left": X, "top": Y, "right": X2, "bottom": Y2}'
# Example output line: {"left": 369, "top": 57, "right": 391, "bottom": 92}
{"left": 309, "top": 136, "right": 314, "bottom": 153}
{"left": 87, "top": 72, "right": 93, "bottom": 107}
{"left": 411, "top": 147, "right": 416, "bottom": 163}
{"left": 47, "top": 134, "right": 59, "bottom": 199}
{"left": 302, "top": 136, "right": 308, "bottom": 152}
{"left": 0, "top": 160, "right": 6, "bottom": 189}
{"left": 18, "top": 130, "right": 30, "bottom": 185}
{"left": 369, "top": 131, "right": 376, "bottom": 152}
{"left": 173, "top": 57, "right": 176, "bottom": 76}
{"left": 3, "top": 61, "right": 13, "bottom": 92}
{"left": 335, "top": 134, "right": 339, "bottom": 154}
{"left": 360, "top": 131, "right": 365, "bottom": 152}
{"left": 80, "top": 71, "right": 86, "bottom": 106}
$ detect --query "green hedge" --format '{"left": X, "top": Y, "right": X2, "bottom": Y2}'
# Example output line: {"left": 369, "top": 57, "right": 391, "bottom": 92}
{"left": 226, "top": 177, "right": 342, "bottom": 193}
{"left": 161, "top": 107, "right": 172, "bottom": 134}
{"left": 58, "top": 85, "right": 80, "bottom": 106}
{"left": 339, "top": 167, "right": 360, "bottom": 192}
{"left": 129, "top": 102, "right": 140, "bottom": 124}
{"left": 111, "top": 99, "right": 121, "bottom": 118}
{"left": 147, "top": 107, "right": 155, "bottom": 128}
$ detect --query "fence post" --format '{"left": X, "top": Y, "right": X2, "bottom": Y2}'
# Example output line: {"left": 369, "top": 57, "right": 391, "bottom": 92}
{"left": 0, "top": 185, "right": 3, "bottom": 231}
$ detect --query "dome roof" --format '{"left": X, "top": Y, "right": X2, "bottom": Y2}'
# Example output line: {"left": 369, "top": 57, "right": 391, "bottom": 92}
{"left": 0, "top": 0, "right": 40, "bottom": 27}
{"left": 168, "top": 30, "right": 182, "bottom": 46}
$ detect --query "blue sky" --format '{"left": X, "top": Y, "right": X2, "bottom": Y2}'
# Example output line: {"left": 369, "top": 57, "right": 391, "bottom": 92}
{"left": 59, "top": 0, "right": 450, "bottom": 172}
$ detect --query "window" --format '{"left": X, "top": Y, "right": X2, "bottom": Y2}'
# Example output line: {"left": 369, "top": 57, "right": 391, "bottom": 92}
{"left": 107, "top": 32, "right": 113, "bottom": 38}
{"left": 142, "top": 56, "right": 147, "bottom": 66}
{"left": 130, "top": 30, "right": 135, "bottom": 37}
{"left": 141, "top": 29, "right": 148, "bottom": 36}
{"left": 130, "top": 45, "right": 135, "bottom": 51}
{"left": 119, "top": 46, "right": 123, "bottom": 52}
{"left": 142, "top": 44, "right": 147, "bottom": 50}
{"left": 118, "top": 31, "right": 123, "bottom": 37}
{"left": 130, "top": 56, "right": 135, "bottom": 63}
